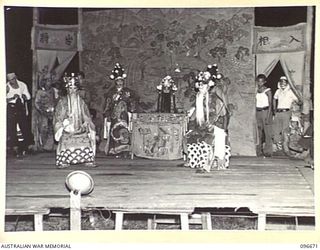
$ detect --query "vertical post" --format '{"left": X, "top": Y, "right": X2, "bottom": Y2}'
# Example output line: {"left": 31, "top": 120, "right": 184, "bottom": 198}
{"left": 34, "top": 214, "right": 43, "bottom": 231}
{"left": 201, "top": 212, "right": 212, "bottom": 230}
{"left": 180, "top": 213, "right": 189, "bottom": 230}
{"left": 31, "top": 7, "right": 39, "bottom": 150}
{"left": 70, "top": 191, "right": 81, "bottom": 231}
{"left": 257, "top": 213, "right": 266, "bottom": 231}
{"left": 115, "top": 212, "right": 124, "bottom": 230}
{"left": 78, "top": 8, "right": 83, "bottom": 71}
{"left": 303, "top": 7, "right": 313, "bottom": 115}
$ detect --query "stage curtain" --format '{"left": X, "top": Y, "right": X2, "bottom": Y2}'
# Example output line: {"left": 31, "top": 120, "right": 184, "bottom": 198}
{"left": 36, "top": 50, "right": 57, "bottom": 79}
{"left": 280, "top": 51, "right": 304, "bottom": 101}
{"left": 256, "top": 53, "right": 281, "bottom": 77}
{"left": 55, "top": 51, "right": 77, "bottom": 79}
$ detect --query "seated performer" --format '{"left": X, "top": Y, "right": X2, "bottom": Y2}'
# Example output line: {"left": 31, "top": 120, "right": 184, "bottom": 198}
{"left": 184, "top": 64, "right": 231, "bottom": 173}
{"left": 54, "top": 73, "right": 97, "bottom": 169}
{"left": 103, "top": 63, "right": 136, "bottom": 157}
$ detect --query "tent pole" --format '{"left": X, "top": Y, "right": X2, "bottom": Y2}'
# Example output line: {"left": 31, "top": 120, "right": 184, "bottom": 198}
{"left": 303, "top": 6, "right": 313, "bottom": 115}
{"left": 78, "top": 8, "right": 83, "bottom": 72}
{"left": 31, "top": 7, "right": 39, "bottom": 150}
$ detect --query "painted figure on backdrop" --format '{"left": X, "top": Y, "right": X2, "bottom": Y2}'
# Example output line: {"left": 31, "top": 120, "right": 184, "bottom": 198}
{"left": 273, "top": 76, "right": 302, "bottom": 152}
{"left": 103, "top": 63, "right": 136, "bottom": 157}
{"left": 255, "top": 74, "right": 273, "bottom": 157}
{"left": 34, "top": 75, "right": 56, "bottom": 151}
{"left": 156, "top": 75, "right": 178, "bottom": 113}
{"left": 183, "top": 64, "right": 231, "bottom": 173}
{"left": 54, "top": 73, "right": 97, "bottom": 169}
{"left": 6, "top": 73, "right": 32, "bottom": 158}
{"left": 78, "top": 71, "right": 91, "bottom": 106}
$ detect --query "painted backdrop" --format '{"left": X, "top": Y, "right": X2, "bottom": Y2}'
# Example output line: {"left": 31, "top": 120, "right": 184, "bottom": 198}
{"left": 81, "top": 8, "right": 256, "bottom": 155}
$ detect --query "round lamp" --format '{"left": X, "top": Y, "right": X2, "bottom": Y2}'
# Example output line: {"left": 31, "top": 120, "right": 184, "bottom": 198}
{"left": 65, "top": 171, "right": 94, "bottom": 195}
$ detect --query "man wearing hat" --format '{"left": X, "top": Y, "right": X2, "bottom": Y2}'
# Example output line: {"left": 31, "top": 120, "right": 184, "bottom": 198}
{"left": 6, "top": 73, "right": 31, "bottom": 157}
{"left": 103, "top": 63, "right": 136, "bottom": 157}
{"left": 273, "top": 76, "right": 301, "bottom": 151}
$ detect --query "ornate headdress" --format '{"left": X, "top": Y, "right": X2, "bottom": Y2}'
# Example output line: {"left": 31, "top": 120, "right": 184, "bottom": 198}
{"left": 194, "top": 64, "right": 222, "bottom": 90}
{"left": 110, "top": 63, "right": 127, "bottom": 80}
{"left": 63, "top": 73, "right": 80, "bottom": 89}
{"left": 157, "top": 75, "right": 177, "bottom": 92}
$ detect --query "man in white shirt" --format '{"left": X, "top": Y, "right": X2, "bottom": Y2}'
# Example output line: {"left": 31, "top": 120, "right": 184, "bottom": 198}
{"left": 6, "top": 73, "right": 31, "bottom": 157}
{"left": 256, "top": 74, "right": 273, "bottom": 157}
{"left": 273, "top": 76, "right": 301, "bottom": 151}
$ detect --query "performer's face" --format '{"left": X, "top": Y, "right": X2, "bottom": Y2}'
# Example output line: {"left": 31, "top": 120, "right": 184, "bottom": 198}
{"left": 198, "top": 82, "right": 209, "bottom": 93}
{"left": 68, "top": 86, "right": 78, "bottom": 95}
{"left": 115, "top": 79, "right": 124, "bottom": 90}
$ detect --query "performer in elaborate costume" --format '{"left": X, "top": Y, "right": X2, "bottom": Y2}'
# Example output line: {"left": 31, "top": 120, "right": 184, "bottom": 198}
{"left": 54, "top": 73, "right": 96, "bottom": 169}
{"left": 34, "top": 76, "right": 56, "bottom": 151}
{"left": 156, "top": 75, "right": 178, "bottom": 113}
{"left": 184, "top": 64, "right": 231, "bottom": 173}
{"left": 103, "top": 63, "right": 136, "bottom": 156}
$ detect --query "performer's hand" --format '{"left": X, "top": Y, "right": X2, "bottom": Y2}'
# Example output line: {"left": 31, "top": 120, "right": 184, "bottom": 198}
{"left": 62, "top": 118, "right": 70, "bottom": 127}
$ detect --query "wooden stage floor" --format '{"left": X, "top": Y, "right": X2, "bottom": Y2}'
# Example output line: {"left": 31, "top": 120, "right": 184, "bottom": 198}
{"left": 5, "top": 153, "right": 315, "bottom": 229}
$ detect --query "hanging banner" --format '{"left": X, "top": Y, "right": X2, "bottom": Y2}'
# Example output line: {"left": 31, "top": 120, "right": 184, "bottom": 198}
{"left": 32, "top": 24, "right": 80, "bottom": 51}
{"left": 253, "top": 23, "right": 306, "bottom": 54}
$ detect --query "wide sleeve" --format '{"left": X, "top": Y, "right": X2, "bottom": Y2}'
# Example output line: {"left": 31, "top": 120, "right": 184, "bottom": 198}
{"left": 53, "top": 99, "right": 67, "bottom": 141}
{"left": 81, "top": 98, "right": 96, "bottom": 131}
{"left": 34, "top": 91, "right": 46, "bottom": 114}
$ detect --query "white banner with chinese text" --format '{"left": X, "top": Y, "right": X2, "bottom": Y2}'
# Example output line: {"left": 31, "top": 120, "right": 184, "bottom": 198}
{"left": 253, "top": 23, "right": 306, "bottom": 53}
{"left": 31, "top": 24, "right": 82, "bottom": 51}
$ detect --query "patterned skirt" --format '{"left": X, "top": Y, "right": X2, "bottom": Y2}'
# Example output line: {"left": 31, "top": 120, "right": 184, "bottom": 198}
{"left": 56, "top": 132, "right": 95, "bottom": 166}
{"left": 186, "top": 142, "right": 231, "bottom": 171}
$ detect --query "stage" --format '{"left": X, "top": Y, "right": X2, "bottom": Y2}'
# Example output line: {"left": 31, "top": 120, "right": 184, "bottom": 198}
{"left": 5, "top": 153, "right": 315, "bottom": 230}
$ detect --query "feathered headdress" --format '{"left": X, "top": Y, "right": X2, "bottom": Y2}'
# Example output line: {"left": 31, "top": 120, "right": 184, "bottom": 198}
{"left": 194, "top": 64, "right": 222, "bottom": 90}
{"left": 110, "top": 63, "right": 127, "bottom": 80}
{"left": 157, "top": 75, "right": 177, "bottom": 92}
{"left": 63, "top": 73, "right": 80, "bottom": 88}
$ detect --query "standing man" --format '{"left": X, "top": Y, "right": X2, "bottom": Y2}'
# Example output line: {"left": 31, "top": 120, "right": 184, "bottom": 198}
{"left": 273, "top": 76, "right": 301, "bottom": 151}
{"left": 255, "top": 74, "right": 273, "bottom": 157}
{"left": 6, "top": 73, "right": 31, "bottom": 158}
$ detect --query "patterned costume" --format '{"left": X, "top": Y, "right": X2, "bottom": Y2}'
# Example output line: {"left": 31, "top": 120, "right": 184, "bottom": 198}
{"left": 156, "top": 75, "right": 177, "bottom": 113}
{"left": 184, "top": 64, "right": 231, "bottom": 172}
{"left": 54, "top": 73, "right": 96, "bottom": 168}
{"left": 34, "top": 87, "right": 55, "bottom": 151}
{"left": 103, "top": 63, "right": 136, "bottom": 155}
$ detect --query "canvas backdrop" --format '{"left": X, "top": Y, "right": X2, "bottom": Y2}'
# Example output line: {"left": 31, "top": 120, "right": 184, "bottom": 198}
{"left": 81, "top": 8, "right": 256, "bottom": 156}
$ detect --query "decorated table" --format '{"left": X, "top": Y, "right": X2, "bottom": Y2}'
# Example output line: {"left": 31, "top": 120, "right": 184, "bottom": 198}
{"left": 130, "top": 113, "right": 188, "bottom": 160}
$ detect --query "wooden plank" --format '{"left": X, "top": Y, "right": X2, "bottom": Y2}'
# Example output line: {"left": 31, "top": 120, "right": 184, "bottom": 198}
{"left": 257, "top": 214, "right": 266, "bottom": 231}
{"left": 115, "top": 212, "right": 124, "bottom": 230}
{"left": 70, "top": 191, "right": 81, "bottom": 231}
{"left": 34, "top": 214, "right": 43, "bottom": 231}
{"left": 201, "top": 212, "right": 212, "bottom": 230}
{"left": 180, "top": 213, "right": 189, "bottom": 230}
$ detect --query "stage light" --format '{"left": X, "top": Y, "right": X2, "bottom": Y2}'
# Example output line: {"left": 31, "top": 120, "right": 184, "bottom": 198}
{"left": 65, "top": 171, "right": 94, "bottom": 230}
{"left": 65, "top": 171, "right": 94, "bottom": 195}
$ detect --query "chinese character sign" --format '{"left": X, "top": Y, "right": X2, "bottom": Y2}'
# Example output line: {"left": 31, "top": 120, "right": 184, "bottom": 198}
{"left": 33, "top": 25, "right": 79, "bottom": 51}
{"left": 253, "top": 23, "right": 306, "bottom": 53}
